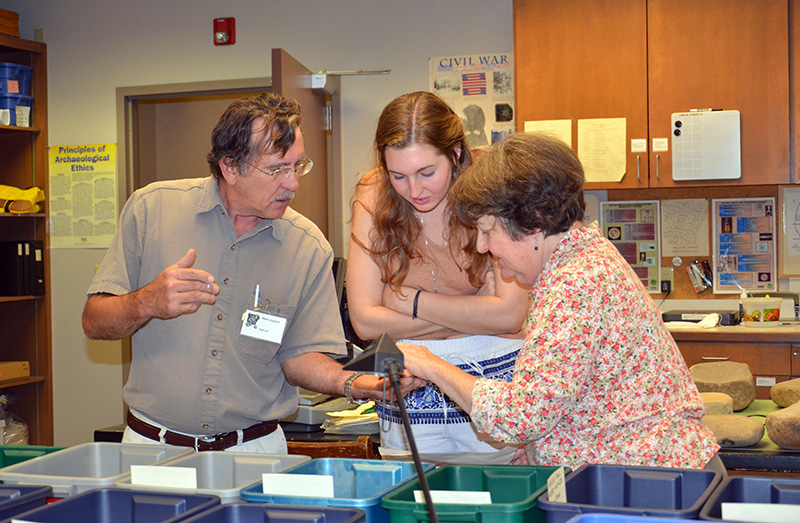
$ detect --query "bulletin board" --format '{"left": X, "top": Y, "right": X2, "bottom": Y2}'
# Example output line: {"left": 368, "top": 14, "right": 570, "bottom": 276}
{"left": 779, "top": 185, "right": 800, "bottom": 277}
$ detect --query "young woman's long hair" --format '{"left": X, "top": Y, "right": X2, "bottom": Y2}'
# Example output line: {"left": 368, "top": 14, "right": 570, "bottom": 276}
{"left": 352, "top": 91, "right": 488, "bottom": 290}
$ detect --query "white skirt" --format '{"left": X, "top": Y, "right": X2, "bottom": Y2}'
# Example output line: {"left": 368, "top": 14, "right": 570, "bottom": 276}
{"left": 377, "top": 335, "right": 523, "bottom": 462}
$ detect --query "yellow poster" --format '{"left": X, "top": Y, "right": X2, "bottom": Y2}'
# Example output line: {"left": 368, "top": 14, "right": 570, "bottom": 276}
{"left": 48, "top": 144, "right": 118, "bottom": 248}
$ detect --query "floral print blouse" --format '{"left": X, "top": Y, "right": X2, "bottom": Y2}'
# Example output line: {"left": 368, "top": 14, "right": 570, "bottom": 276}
{"left": 471, "top": 222, "right": 719, "bottom": 469}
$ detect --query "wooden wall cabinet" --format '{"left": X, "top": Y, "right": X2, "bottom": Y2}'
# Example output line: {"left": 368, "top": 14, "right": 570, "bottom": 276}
{"left": 0, "top": 35, "right": 51, "bottom": 445}
{"left": 514, "top": 0, "right": 790, "bottom": 189}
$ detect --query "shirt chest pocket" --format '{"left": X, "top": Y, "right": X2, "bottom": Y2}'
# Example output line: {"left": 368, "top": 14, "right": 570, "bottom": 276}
{"left": 238, "top": 304, "right": 297, "bottom": 364}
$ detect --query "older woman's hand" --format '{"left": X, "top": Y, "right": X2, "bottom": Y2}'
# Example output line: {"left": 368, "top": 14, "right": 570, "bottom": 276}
{"left": 396, "top": 341, "right": 442, "bottom": 382}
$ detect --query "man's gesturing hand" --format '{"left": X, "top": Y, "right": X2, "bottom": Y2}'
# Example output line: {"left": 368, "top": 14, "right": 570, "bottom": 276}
{"left": 141, "top": 248, "right": 220, "bottom": 319}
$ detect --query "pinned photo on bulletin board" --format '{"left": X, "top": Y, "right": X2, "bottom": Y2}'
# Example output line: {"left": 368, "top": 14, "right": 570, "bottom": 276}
{"left": 712, "top": 197, "right": 776, "bottom": 293}
{"left": 600, "top": 200, "right": 661, "bottom": 293}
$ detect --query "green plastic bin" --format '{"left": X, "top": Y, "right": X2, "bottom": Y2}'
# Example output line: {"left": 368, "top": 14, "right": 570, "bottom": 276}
{"left": 381, "top": 464, "right": 567, "bottom": 523}
{"left": 0, "top": 445, "right": 65, "bottom": 468}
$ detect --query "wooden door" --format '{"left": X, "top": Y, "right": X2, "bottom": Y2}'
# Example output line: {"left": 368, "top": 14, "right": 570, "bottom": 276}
{"left": 513, "top": 0, "right": 649, "bottom": 189}
{"left": 647, "top": 0, "right": 790, "bottom": 187}
{"left": 272, "top": 48, "right": 329, "bottom": 237}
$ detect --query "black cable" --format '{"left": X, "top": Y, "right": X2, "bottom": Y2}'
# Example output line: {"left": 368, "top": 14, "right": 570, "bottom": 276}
{"left": 386, "top": 361, "right": 439, "bottom": 523}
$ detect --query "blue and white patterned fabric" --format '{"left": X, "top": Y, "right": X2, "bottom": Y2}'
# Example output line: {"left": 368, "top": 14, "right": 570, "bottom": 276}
{"left": 377, "top": 335, "right": 523, "bottom": 457}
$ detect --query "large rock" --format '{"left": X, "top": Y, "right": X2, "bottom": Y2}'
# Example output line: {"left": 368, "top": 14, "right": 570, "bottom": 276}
{"left": 766, "top": 402, "right": 800, "bottom": 450}
{"left": 690, "top": 361, "right": 755, "bottom": 411}
{"left": 770, "top": 378, "right": 800, "bottom": 407}
{"left": 700, "top": 392, "right": 734, "bottom": 415}
{"left": 704, "top": 414, "right": 764, "bottom": 447}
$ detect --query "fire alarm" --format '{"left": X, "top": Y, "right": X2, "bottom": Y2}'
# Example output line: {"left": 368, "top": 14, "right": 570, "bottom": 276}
{"left": 213, "top": 17, "right": 235, "bottom": 46}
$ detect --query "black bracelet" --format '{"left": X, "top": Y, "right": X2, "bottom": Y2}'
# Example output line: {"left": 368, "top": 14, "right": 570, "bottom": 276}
{"left": 412, "top": 290, "right": 422, "bottom": 319}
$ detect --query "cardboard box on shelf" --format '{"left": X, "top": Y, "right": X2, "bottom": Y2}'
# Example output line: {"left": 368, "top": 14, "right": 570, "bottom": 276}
{"left": 0, "top": 361, "right": 30, "bottom": 382}
{"left": 0, "top": 9, "right": 18, "bottom": 38}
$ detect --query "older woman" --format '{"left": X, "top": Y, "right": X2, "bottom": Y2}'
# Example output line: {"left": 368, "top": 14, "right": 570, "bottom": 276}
{"left": 397, "top": 132, "right": 720, "bottom": 470}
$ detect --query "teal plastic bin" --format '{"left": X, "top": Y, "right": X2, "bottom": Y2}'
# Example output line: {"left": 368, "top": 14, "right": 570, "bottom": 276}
{"left": 2, "top": 487, "right": 220, "bottom": 522}
{"left": 240, "top": 458, "right": 434, "bottom": 523}
{"left": 180, "top": 503, "right": 366, "bottom": 522}
{"left": 0, "top": 445, "right": 65, "bottom": 468}
{"left": 381, "top": 464, "right": 567, "bottom": 523}
{"left": 537, "top": 464, "right": 722, "bottom": 522}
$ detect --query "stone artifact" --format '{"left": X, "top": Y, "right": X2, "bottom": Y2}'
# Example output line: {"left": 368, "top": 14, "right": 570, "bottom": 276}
{"left": 700, "top": 392, "right": 734, "bottom": 415}
{"left": 770, "top": 377, "right": 800, "bottom": 408}
{"left": 690, "top": 361, "right": 755, "bottom": 411}
{"left": 766, "top": 402, "right": 800, "bottom": 450}
{"left": 704, "top": 414, "right": 764, "bottom": 447}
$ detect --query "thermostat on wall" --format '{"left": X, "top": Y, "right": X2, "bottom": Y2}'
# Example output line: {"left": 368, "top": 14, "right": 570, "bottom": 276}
{"left": 671, "top": 109, "right": 741, "bottom": 181}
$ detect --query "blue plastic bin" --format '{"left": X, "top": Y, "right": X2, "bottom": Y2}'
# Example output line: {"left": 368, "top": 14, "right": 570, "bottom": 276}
{"left": 0, "top": 62, "right": 32, "bottom": 96}
{"left": 239, "top": 458, "right": 434, "bottom": 523}
{"left": 0, "top": 484, "right": 52, "bottom": 521}
{"left": 699, "top": 475, "right": 800, "bottom": 521}
{"left": 0, "top": 93, "right": 32, "bottom": 126}
{"left": 180, "top": 503, "right": 367, "bottom": 522}
{"left": 3, "top": 488, "right": 220, "bottom": 523}
{"left": 537, "top": 464, "right": 722, "bottom": 522}
{"left": 0, "top": 445, "right": 65, "bottom": 468}
{"left": 562, "top": 516, "right": 698, "bottom": 523}
{"left": 382, "top": 464, "right": 566, "bottom": 523}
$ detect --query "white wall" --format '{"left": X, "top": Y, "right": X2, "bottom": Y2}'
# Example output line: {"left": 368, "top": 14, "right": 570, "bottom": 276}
{"left": 1, "top": 0, "right": 513, "bottom": 445}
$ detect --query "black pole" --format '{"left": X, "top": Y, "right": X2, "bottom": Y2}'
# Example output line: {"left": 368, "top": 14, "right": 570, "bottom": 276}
{"left": 386, "top": 361, "right": 439, "bottom": 523}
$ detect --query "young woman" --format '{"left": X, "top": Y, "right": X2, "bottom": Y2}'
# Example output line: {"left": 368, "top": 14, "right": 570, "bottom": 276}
{"left": 346, "top": 91, "right": 530, "bottom": 463}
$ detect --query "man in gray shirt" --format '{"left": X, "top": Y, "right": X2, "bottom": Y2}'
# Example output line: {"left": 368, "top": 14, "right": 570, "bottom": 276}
{"left": 82, "top": 92, "right": 419, "bottom": 452}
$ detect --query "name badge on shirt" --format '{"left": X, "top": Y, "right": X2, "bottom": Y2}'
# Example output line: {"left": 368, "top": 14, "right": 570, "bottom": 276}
{"left": 241, "top": 309, "right": 286, "bottom": 344}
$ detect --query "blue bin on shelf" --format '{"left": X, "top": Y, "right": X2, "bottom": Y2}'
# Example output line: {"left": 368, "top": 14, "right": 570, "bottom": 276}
{"left": 0, "top": 62, "right": 32, "bottom": 96}
{"left": 537, "top": 464, "right": 722, "bottom": 522}
{"left": 0, "top": 484, "right": 52, "bottom": 521}
{"left": 3, "top": 488, "right": 220, "bottom": 523}
{"left": 699, "top": 475, "right": 800, "bottom": 521}
{"left": 180, "top": 503, "right": 366, "bottom": 523}
{"left": 0, "top": 445, "right": 65, "bottom": 468}
{"left": 0, "top": 93, "right": 32, "bottom": 126}
{"left": 239, "top": 458, "right": 434, "bottom": 523}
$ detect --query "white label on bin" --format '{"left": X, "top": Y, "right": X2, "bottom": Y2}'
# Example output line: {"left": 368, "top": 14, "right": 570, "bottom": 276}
{"left": 0, "top": 109, "right": 9, "bottom": 126}
{"left": 547, "top": 467, "right": 567, "bottom": 503}
{"left": 756, "top": 377, "right": 776, "bottom": 387}
{"left": 722, "top": 502, "right": 800, "bottom": 522}
{"left": 262, "top": 473, "right": 334, "bottom": 498}
{"left": 15, "top": 105, "right": 29, "bottom": 127}
{"left": 414, "top": 490, "right": 491, "bottom": 504}
{"left": 130, "top": 464, "right": 197, "bottom": 489}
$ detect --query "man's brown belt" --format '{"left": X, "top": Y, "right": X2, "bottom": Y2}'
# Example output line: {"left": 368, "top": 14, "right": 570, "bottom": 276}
{"left": 126, "top": 411, "right": 278, "bottom": 451}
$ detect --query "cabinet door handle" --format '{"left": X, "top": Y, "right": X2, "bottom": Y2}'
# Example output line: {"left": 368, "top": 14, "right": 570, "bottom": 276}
{"left": 656, "top": 154, "right": 660, "bottom": 181}
{"left": 636, "top": 155, "right": 640, "bottom": 182}
{"left": 701, "top": 356, "right": 729, "bottom": 361}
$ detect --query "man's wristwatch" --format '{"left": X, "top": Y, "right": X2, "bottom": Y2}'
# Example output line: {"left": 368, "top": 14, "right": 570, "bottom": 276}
{"left": 344, "top": 372, "right": 367, "bottom": 405}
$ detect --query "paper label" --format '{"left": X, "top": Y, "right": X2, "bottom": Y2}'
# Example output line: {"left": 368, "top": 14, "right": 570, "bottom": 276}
{"left": 547, "top": 467, "right": 567, "bottom": 502}
{"left": 262, "top": 473, "right": 334, "bottom": 498}
{"left": 241, "top": 309, "right": 286, "bottom": 343}
{"left": 130, "top": 464, "right": 197, "bottom": 489}
{"left": 413, "top": 490, "right": 492, "bottom": 504}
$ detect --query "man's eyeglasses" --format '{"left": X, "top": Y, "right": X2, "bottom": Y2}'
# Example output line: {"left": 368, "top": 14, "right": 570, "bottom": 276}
{"left": 245, "top": 158, "right": 313, "bottom": 178}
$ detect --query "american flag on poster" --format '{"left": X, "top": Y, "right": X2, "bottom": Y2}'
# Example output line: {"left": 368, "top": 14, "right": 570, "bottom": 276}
{"left": 462, "top": 72, "right": 486, "bottom": 95}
